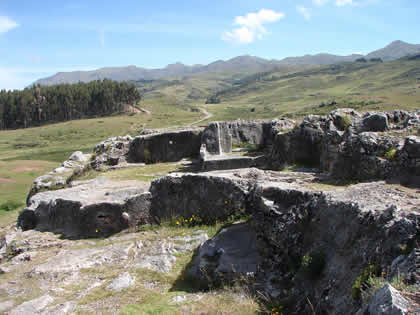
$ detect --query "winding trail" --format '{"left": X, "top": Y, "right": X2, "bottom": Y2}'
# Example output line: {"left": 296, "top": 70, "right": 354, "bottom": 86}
{"left": 189, "top": 108, "right": 213, "bottom": 126}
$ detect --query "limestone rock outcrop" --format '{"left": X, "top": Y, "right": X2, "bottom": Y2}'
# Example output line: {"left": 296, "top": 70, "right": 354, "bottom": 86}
{"left": 91, "top": 135, "right": 132, "bottom": 170}
{"left": 185, "top": 222, "right": 261, "bottom": 288}
{"left": 270, "top": 108, "right": 420, "bottom": 180}
{"left": 26, "top": 151, "right": 92, "bottom": 204}
{"left": 14, "top": 108, "right": 420, "bottom": 314}
{"left": 150, "top": 171, "right": 249, "bottom": 224}
{"left": 18, "top": 178, "right": 151, "bottom": 238}
{"left": 129, "top": 128, "right": 203, "bottom": 163}
{"left": 356, "top": 284, "right": 410, "bottom": 315}
{"left": 168, "top": 169, "right": 420, "bottom": 314}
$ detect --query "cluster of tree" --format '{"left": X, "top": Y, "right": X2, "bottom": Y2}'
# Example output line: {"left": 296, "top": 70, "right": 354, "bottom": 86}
{"left": 355, "top": 57, "right": 383, "bottom": 63}
{"left": 0, "top": 80, "right": 141, "bottom": 130}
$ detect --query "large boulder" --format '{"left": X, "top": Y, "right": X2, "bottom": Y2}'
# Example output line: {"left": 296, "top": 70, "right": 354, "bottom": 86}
{"left": 402, "top": 136, "right": 420, "bottom": 159}
{"left": 91, "top": 135, "right": 132, "bottom": 170}
{"left": 185, "top": 222, "right": 261, "bottom": 288}
{"left": 201, "top": 122, "right": 232, "bottom": 155}
{"left": 18, "top": 178, "right": 151, "bottom": 238}
{"left": 201, "top": 119, "right": 295, "bottom": 157}
{"left": 26, "top": 151, "right": 92, "bottom": 204}
{"left": 360, "top": 112, "right": 389, "bottom": 132}
{"left": 326, "top": 132, "right": 404, "bottom": 180}
{"left": 129, "top": 128, "right": 203, "bottom": 163}
{"left": 248, "top": 177, "right": 420, "bottom": 314}
{"left": 356, "top": 284, "right": 410, "bottom": 315}
{"left": 269, "top": 115, "right": 325, "bottom": 169}
{"left": 149, "top": 172, "right": 248, "bottom": 224}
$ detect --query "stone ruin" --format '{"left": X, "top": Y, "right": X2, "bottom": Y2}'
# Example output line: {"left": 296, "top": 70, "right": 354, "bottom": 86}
{"left": 12, "top": 108, "right": 420, "bottom": 314}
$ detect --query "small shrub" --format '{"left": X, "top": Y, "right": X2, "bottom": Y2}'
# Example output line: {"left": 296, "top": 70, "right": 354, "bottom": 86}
{"left": 351, "top": 264, "right": 381, "bottom": 300}
{"left": 0, "top": 200, "right": 23, "bottom": 212}
{"left": 172, "top": 214, "right": 204, "bottom": 227}
{"left": 335, "top": 115, "right": 352, "bottom": 131}
{"left": 89, "top": 153, "right": 97, "bottom": 162}
{"left": 301, "top": 250, "right": 326, "bottom": 278}
{"left": 356, "top": 58, "right": 367, "bottom": 63}
{"left": 384, "top": 148, "right": 397, "bottom": 160}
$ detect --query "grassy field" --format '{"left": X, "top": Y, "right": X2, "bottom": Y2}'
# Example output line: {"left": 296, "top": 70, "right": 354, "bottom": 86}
{"left": 0, "top": 98, "right": 202, "bottom": 223}
{"left": 202, "top": 58, "right": 420, "bottom": 121}
{"left": 1, "top": 56, "right": 419, "bottom": 224}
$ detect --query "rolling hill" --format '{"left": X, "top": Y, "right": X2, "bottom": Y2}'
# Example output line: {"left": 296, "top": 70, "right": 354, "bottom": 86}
{"left": 366, "top": 40, "right": 420, "bottom": 61}
{"left": 34, "top": 40, "right": 420, "bottom": 86}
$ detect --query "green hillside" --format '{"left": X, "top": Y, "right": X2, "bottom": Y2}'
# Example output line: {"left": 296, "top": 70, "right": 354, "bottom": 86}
{"left": 200, "top": 55, "right": 420, "bottom": 120}
{"left": 1, "top": 54, "right": 419, "bottom": 224}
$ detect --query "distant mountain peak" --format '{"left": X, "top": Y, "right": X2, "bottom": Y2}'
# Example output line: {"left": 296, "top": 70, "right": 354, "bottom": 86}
{"left": 366, "top": 40, "right": 420, "bottom": 61}
{"left": 33, "top": 40, "right": 420, "bottom": 86}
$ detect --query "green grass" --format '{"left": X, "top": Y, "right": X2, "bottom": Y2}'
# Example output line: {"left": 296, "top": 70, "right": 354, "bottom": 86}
{"left": 0, "top": 98, "right": 201, "bottom": 162}
{"left": 0, "top": 99, "right": 201, "bottom": 222}
{"left": 190, "top": 58, "right": 420, "bottom": 121}
{"left": 0, "top": 160, "right": 58, "bottom": 223}
{"left": 1, "top": 56, "right": 419, "bottom": 225}
{"left": 78, "top": 162, "right": 186, "bottom": 183}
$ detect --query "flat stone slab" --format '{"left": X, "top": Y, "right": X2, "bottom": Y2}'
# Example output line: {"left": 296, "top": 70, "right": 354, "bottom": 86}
{"left": 186, "top": 222, "right": 261, "bottom": 287}
{"left": 201, "top": 154, "right": 265, "bottom": 171}
{"left": 18, "top": 178, "right": 152, "bottom": 238}
{"left": 107, "top": 272, "right": 136, "bottom": 291}
{"left": 9, "top": 295, "right": 54, "bottom": 315}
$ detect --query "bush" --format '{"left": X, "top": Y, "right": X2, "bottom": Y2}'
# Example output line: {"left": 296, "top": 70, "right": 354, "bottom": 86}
{"left": 356, "top": 58, "right": 367, "bottom": 63}
{"left": 0, "top": 200, "right": 23, "bottom": 212}
{"left": 384, "top": 148, "right": 397, "bottom": 160}
{"left": 335, "top": 115, "right": 352, "bottom": 131}
{"left": 351, "top": 264, "right": 381, "bottom": 300}
{"left": 301, "top": 250, "right": 326, "bottom": 278}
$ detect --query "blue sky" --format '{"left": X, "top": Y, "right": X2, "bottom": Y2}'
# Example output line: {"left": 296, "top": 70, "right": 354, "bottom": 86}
{"left": 0, "top": 0, "right": 419, "bottom": 90}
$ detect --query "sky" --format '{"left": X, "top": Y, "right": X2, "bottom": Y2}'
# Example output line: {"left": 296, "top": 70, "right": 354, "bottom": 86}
{"left": 0, "top": 0, "right": 419, "bottom": 90}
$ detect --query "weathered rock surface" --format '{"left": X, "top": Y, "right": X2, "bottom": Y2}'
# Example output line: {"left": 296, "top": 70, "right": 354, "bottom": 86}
{"left": 26, "top": 151, "right": 92, "bottom": 204}
{"left": 249, "top": 175, "right": 419, "bottom": 314}
{"left": 11, "top": 109, "right": 420, "bottom": 314}
{"left": 201, "top": 154, "right": 265, "bottom": 171}
{"left": 356, "top": 284, "right": 410, "bottom": 315}
{"left": 161, "top": 169, "right": 419, "bottom": 314}
{"left": 360, "top": 112, "right": 390, "bottom": 132}
{"left": 18, "top": 178, "right": 151, "bottom": 238}
{"left": 9, "top": 295, "right": 54, "bottom": 315}
{"left": 201, "top": 122, "right": 232, "bottom": 155}
{"left": 201, "top": 119, "right": 295, "bottom": 157}
{"left": 91, "top": 135, "right": 132, "bottom": 170}
{"left": 270, "top": 115, "right": 325, "bottom": 169}
{"left": 270, "top": 108, "right": 420, "bottom": 180}
{"left": 129, "top": 128, "right": 203, "bottom": 163}
{"left": 107, "top": 272, "right": 136, "bottom": 291}
{"left": 135, "top": 232, "right": 208, "bottom": 273}
{"left": 186, "top": 222, "right": 261, "bottom": 288}
{"left": 150, "top": 171, "right": 249, "bottom": 223}
{"left": 0, "top": 224, "right": 211, "bottom": 314}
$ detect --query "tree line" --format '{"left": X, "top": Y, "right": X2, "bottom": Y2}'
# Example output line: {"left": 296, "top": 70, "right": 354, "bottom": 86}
{"left": 0, "top": 79, "right": 142, "bottom": 130}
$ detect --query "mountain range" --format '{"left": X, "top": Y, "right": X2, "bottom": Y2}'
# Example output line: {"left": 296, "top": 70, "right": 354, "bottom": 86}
{"left": 34, "top": 40, "right": 420, "bottom": 86}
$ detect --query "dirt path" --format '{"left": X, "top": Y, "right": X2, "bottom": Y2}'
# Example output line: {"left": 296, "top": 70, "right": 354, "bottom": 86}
{"left": 189, "top": 108, "right": 213, "bottom": 126}
{"left": 139, "top": 107, "right": 151, "bottom": 115}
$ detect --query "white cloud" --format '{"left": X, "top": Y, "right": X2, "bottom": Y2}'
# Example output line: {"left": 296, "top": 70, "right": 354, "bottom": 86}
{"left": 313, "top": 0, "right": 329, "bottom": 5}
{"left": 0, "top": 16, "right": 19, "bottom": 34}
{"left": 222, "top": 9, "right": 284, "bottom": 44}
{"left": 297, "top": 6, "right": 312, "bottom": 20}
{"left": 313, "top": 0, "right": 357, "bottom": 6}
{"left": 336, "top": 0, "right": 355, "bottom": 6}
